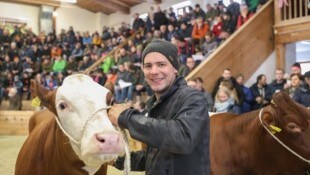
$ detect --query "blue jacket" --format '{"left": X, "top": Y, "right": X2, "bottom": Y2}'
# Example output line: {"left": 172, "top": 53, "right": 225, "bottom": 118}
{"left": 293, "top": 84, "right": 310, "bottom": 107}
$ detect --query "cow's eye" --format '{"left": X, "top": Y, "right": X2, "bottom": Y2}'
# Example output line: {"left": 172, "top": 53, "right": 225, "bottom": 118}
{"left": 58, "top": 103, "right": 67, "bottom": 110}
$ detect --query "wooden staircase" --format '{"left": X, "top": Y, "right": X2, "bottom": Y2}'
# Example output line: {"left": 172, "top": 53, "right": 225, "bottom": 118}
{"left": 186, "top": 0, "right": 275, "bottom": 92}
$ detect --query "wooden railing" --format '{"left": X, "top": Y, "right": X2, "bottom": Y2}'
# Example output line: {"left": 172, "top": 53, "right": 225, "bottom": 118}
{"left": 274, "top": 0, "right": 310, "bottom": 24}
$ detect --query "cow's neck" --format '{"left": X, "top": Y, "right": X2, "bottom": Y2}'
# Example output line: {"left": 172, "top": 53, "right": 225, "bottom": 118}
{"left": 50, "top": 119, "right": 91, "bottom": 174}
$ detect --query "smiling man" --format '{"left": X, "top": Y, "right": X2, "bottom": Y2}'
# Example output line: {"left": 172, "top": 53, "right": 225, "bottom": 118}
{"left": 108, "top": 39, "right": 210, "bottom": 175}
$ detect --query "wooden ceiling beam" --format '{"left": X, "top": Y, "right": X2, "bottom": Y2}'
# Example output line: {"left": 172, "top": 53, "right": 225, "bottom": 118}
{"left": 95, "top": 0, "right": 129, "bottom": 14}
{"left": 0, "top": 0, "right": 60, "bottom": 7}
{"left": 113, "top": 0, "right": 130, "bottom": 8}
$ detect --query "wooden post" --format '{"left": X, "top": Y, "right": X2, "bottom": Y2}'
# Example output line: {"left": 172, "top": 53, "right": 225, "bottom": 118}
{"left": 275, "top": 44, "right": 286, "bottom": 69}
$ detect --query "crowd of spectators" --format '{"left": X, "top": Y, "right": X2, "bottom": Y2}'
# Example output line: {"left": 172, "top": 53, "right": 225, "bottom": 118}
{"left": 0, "top": 0, "right": 291, "bottom": 112}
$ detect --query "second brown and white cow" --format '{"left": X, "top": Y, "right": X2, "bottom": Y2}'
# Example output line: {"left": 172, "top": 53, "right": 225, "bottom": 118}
{"left": 15, "top": 74, "right": 129, "bottom": 175}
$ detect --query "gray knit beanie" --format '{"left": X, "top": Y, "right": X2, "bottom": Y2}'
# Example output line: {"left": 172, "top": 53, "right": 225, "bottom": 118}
{"left": 142, "top": 39, "right": 179, "bottom": 70}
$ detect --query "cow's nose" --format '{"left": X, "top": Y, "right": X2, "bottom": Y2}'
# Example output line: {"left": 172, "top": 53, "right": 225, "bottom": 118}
{"left": 94, "top": 133, "right": 124, "bottom": 154}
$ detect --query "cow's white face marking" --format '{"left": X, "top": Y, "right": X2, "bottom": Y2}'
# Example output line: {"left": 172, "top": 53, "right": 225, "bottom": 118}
{"left": 55, "top": 74, "right": 124, "bottom": 169}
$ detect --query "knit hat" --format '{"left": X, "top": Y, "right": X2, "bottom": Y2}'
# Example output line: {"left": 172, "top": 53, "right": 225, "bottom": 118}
{"left": 142, "top": 39, "right": 179, "bottom": 70}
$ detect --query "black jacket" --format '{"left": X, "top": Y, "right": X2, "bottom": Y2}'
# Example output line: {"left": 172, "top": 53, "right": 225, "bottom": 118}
{"left": 116, "top": 76, "right": 210, "bottom": 175}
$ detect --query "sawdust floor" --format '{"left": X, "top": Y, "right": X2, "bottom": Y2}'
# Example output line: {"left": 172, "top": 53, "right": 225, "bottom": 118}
{"left": 0, "top": 135, "right": 144, "bottom": 175}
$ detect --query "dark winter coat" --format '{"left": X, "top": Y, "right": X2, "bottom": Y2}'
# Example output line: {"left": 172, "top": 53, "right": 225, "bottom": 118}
{"left": 115, "top": 76, "right": 210, "bottom": 175}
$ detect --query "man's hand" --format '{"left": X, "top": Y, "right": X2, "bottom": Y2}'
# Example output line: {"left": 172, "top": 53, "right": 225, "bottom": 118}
{"left": 108, "top": 103, "right": 131, "bottom": 126}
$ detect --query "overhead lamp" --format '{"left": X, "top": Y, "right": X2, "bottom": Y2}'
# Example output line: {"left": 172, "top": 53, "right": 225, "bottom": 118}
{"left": 55, "top": 0, "right": 77, "bottom": 3}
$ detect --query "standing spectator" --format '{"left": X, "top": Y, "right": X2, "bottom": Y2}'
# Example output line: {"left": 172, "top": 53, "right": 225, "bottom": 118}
{"left": 236, "top": 74, "right": 253, "bottom": 113}
{"left": 250, "top": 74, "right": 272, "bottom": 110}
{"left": 132, "top": 13, "right": 145, "bottom": 32}
{"left": 153, "top": 5, "right": 168, "bottom": 30}
{"left": 193, "top": 4, "right": 206, "bottom": 20}
{"left": 269, "top": 68, "right": 288, "bottom": 94}
{"left": 227, "top": 0, "right": 240, "bottom": 20}
{"left": 293, "top": 71, "right": 310, "bottom": 108}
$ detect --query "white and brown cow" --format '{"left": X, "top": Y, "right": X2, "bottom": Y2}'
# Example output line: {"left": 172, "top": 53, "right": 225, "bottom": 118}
{"left": 15, "top": 74, "right": 129, "bottom": 175}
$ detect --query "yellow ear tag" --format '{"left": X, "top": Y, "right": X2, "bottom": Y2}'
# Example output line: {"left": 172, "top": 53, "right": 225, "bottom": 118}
{"left": 31, "top": 96, "right": 41, "bottom": 107}
{"left": 270, "top": 124, "right": 282, "bottom": 134}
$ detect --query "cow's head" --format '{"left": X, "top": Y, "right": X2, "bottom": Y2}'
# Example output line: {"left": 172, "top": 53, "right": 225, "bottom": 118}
{"left": 30, "top": 74, "right": 124, "bottom": 168}
{"left": 260, "top": 92, "right": 310, "bottom": 161}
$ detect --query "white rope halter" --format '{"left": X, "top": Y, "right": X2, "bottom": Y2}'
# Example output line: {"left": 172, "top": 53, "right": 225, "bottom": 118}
{"left": 54, "top": 106, "right": 111, "bottom": 144}
{"left": 258, "top": 108, "right": 310, "bottom": 164}
{"left": 53, "top": 106, "right": 131, "bottom": 175}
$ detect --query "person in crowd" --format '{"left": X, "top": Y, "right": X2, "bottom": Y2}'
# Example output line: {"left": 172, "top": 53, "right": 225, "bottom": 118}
{"left": 290, "top": 62, "right": 302, "bottom": 75}
{"left": 178, "top": 22, "right": 192, "bottom": 40}
{"left": 93, "top": 68, "right": 107, "bottom": 87}
{"left": 269, "top": 68, "right": 289, "bottom": 94}
{"left": 227, "top": 0, "right": 240, "bottom": 20}
{"left": 52, "top": 56, "right": 67, "bottom": 73}
{"left": 293, "top": 71, "right": 310, "bottom": 108}
{"left": 205, "top": 3, "right": 219, "bottom": 25}
{"left": 132, "top": 13, "right": 145, "bottom": 32}
{"left": 212, "top": 68, "right": 244, "bottom": 106}
{"left": 153, "top": 5, "right": 168, "bottom": 30}
{"left": 114, "top": 63, "right": 133, "bottom": 103}
{"left": 201, "top": 32, "right": 218, "bottom": 58}
{"left": 220, "top": 12, "right": 237, "bottom": 40}
{"left": 286, "top": 73, "right": 302, "bottom": 98}
{"left": 179, "top": 56, "right": 196, "bottom": 77}
{"left": 192, "top": 17, "right": 209, "bottom": 51}
{"left": 109, "top": 39, "right": 210, "bottom": 175}
{"left": 213, "top": 86, "right": 238, "bottom": 113}
{"left": 237, "top": 3, "right": 254, "bottom": 29}
{"left": 250, "top": 74, "right": 272, "bottom": 110}
{"left": 193, "top": 3, "right": 206, "bottom": 20}
{"left": 235, "top": 74, "right": 253, "bottom": 113}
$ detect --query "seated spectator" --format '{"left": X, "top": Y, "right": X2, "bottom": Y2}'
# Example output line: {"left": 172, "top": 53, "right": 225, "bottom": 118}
{"left": 179, "top": 56, "right": 196, "bottom": 77}
{"left": 192, "top": 17, "right": 209, "bottom": 51}
{"left": 52, "top": 56, "right": 67, "bottom": 73}
{"left": 250, "top": 74, "right": 272, "bottom": 110}
{"left": 55, "top": 72, "right": 65, "bottom": 86}
{"left": 167, "top": 24, "right": 177, "bottom": 41}
{"left": 115, "top": 48, "right": 131, "bottom": 65}
{"left": 201, "top": 32, "right": 218, "bottom": 58}
{"left": 178, "top": 22, "right": 192, "bottom": 40}
{"left": 93, "top": 68, "right": 107, "bottom": 86}
{"left": 286, "top": 73, "right": 302, "bottom": 98}
{"left": 8, "top": 87, "right": 21, "bottom": 110}
{"left": 78, "top": 56, "right": 93, "bottom": 71}
{"left": 220, "top": 12, "right": 236, "bottom": 40}
{"left": 293, "top": 71, "right": 310, "bottom": 108}
{"left": 44, "top": 74, "right": 58, "bottom": 90}
{"left": 70, "top": 43, "right": 83, "bottom": 62}
{"left": 236, "top": 74, "right": 253, "bottom": 113}
{"left": 213, "top": 86, "right": 239, "bottom": 113}
{"left": 92, "top": 32, "right": 102, "bottom": 46}
{"left": 66, "top": 56, "right": 78, "bottom": 75}
{"left": 114, "top": 63, "right": 134, "bottom": 103}
{"left": 41, "top": 58, "right": 53, "bottom": 74}
{"left": 237, "top": 4, "right": 254, "bottom": 29}
{"left": 219, "top": 79, "right": 240, "bottom": 105}
{"left": 187, "top": 77, "right": 214, "bottom": 112}
{"left": 212, "top": 15, "right": 223, "bottom": 41}
{"left": 21, "top": 72, "right": 31, "bottom": 100}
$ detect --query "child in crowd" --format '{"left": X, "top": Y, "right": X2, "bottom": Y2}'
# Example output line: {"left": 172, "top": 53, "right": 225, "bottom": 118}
{"left": 214, "top": 86, "right": 239, "bottom": 113}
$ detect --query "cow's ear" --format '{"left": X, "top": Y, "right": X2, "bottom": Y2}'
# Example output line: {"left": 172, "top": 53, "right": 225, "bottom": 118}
{"left": 104, "top": 81, "right": 114, "bottom": 106}
{"left": 30, "top": 80, "right": 57, "bottom": 115}
{"left": 261, "top": 110, "right": 279, "bottom": 132}
{"left": 104, "top": 81, "right": 114, "bottom": 95}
